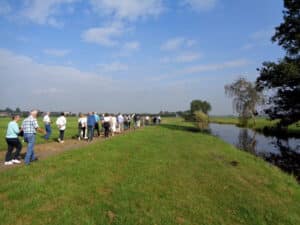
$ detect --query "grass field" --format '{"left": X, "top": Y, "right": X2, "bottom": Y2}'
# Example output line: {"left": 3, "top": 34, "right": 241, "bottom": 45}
{"left": 0, "top": 118, "right": 299, "bottom": 225}
{"left": 209, "top": 116, "right": 300, "bottom": 136}
{"left": 0, "top": 116, "right": 85, "bottom": 151}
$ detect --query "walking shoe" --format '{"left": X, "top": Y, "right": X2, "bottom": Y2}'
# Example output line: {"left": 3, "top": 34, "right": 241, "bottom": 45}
{"left": 60, "top": 140, "right": 64, "bottom": 144}
{"left": 12, "top": 159, "right": 21, "bottom": 164}
{"left": 4, "top": 161, "right": 13, "bottom": 165}
{"left": 58, "top": 138, "right": 61, "bottom": 142}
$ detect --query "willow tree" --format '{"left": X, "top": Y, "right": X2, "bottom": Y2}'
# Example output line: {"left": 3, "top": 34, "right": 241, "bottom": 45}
{"left": 225, "top": 78, "right": 263, "bottom": 125}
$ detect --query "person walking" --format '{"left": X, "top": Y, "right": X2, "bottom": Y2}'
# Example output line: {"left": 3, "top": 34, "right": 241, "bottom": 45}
{"left": 78, "top": 113, "right": 87, "bottom": 140}
{"left": 4, "top": 115, "right": 22, "bottom": 165}
{"left": 103, "top": 113, "right": 111, "bottom": 138}
{"left": 117, "top": 113, "right": 124, "bottom": 133}
{"left": 111, "top": 114, "right": 117, "bottom": 136}
{"left": 22, "top": 110, "right": 43, "bottom": 165}
{"left": 127, "top": 115, "right": 131, "bottom": 129}
{"left": 93, "top": 112, "right": 100, "bottom": 137}
{"left": 56, "top": 112, "right": 67, "bottom": 143}
{"left": 87, "top": 112, "right": 96, "bottom": 141}
{"left": 145, "top": 115, "right": 150, "bottom": 126}
{"left": 43, "top": 112, "right": 52, "bottom": 140}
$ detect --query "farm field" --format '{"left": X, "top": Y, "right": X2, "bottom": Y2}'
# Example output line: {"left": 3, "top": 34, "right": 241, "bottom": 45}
{"left": 0, "top": 118, "right": 299, "bottom": 225}
{"left": 209, "top": 116, "right": 300, "bottom": 136}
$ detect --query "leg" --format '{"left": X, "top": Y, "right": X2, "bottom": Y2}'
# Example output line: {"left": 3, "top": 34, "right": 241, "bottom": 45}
{"left": 78, "top": 127, "right": 82, "bottom": 139}
{"left": 91, "top": 127, "right": 94, "bottom": 140}
{"left": 60, "top": 130, "right": 64, "bottom": 141}
{"left": 24, "top": 134, "right": 35, "bottom": 164}
{"left": 13, "top": 139, "right": 22, "bottom": 160}
{"left": 5, "top": 139, "right": 14, "bottom": 162}
{"left": 44, "top": 124, "right": 51, "bottom": 140}
{"left": 82, "top": 127, "right": 86, "bottom": 139}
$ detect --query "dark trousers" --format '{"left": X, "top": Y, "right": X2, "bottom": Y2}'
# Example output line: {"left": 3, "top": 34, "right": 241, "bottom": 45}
{"left": 78, "top": 127, "right": 86, "bottom": 138}
{"left": 59, "top": 130, "right": 65, "bottom": 141}
{"left": 5, "top": 138, "right": 22, "bottom": 162}
{"left": 94, "top": 123, "right": 100, "bottom": 137}
{"left": 103, "top": 122, "right": 110, "bottom": 138}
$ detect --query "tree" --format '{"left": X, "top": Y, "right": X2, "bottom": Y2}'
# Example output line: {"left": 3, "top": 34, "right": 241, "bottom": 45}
{"left": 256, "top": 0, "right": 300, "bottom": 127}
{"left": 193, "top": 111, "right": 209, "bottom": 130}
{"left": 15, "top": 107, "right": 21, "bottom": 113}
{"left": 225, "top": 77, "right": 263, "bottom": 125}
{"left": 190, "top": 100, "right": 212, "bottom": 115}
{"left": 5, "top": 107, "right": 13, "bottom": 113}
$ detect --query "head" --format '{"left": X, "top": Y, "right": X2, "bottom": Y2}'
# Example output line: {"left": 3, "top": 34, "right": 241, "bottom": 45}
{"left": 61, "top": 112, "right": 65, "bottom": 116}
{"left": 12, "top": 115, "right": 20, "bottom": 122}
{"left": 46, "top": 112, "right": 50, "bottom": 116}
{"left": 30, "top": 110, "right": 38, "bottom": 118}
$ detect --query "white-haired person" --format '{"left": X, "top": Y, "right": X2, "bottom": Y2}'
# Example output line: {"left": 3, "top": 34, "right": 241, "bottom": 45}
{"left": 22, "top": 110, "right": 44, "bottom": 165}
{"left": 4, "top": 115, "right": 22, "bottom": 165}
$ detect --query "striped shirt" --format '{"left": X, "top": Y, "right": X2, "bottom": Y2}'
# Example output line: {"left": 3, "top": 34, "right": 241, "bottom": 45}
{"left": 22, "top": 116, "right": 39, "bottom": 134}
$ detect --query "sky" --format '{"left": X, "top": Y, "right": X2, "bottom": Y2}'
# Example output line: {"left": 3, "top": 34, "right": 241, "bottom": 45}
{"left": 0, "top": 0, "right": 285, "bottom": 114}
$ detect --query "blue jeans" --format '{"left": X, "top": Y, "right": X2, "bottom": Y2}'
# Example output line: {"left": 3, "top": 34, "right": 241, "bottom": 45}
{"left": 44, "top": 124, "right": 51, "bottom": 140}
{"left": 24, "top": 133, "right": 36, "bottom": 165}
{"left": 87, "top": 126, "right": 94, "bottom": 141}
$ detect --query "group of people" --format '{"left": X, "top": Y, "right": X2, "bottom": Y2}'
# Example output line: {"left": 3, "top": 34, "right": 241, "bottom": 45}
{"left": 4, "top": 110, "right": 161, "bottom": 166}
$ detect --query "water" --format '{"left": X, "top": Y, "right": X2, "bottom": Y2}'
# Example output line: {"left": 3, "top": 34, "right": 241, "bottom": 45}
{"left": 209, "top": 123, "right": 300, "bottom": 181}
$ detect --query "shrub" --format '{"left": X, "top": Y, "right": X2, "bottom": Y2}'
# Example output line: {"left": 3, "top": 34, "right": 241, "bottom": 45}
{"left": 194, "top": 111, "right": 209, "bottom": 130}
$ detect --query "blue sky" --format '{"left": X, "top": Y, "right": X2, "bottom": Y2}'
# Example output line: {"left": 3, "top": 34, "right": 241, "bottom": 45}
{"left": 0, "top": 0, "right": 284, "bottom": 114}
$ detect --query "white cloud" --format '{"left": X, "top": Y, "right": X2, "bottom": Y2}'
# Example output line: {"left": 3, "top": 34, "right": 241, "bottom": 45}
{"left": 32, "top": 88, "right": 65, "bottom": 95}
{"left": 240, "top": 43, "right": 255, "bottom": 51}
{"left": 20, "top": 0, "right": 79, "bottom": 27}
{"left": 0, "top": 48, "right": 119, "bottom": 111}
{"left": 181, "top": 0, "right": 217, "bottom": 11}
{"left": 154, "top": 59, "right": 250, "bottom": 80}
{"left": 0, "top": 48, "right": 189, "bottom": 113}
{"left": 161, "top": 52, "right": 202, "bottom": 64}
{"left": 175, "top": 52, "right": 202, "bottom": 63}
{"left": 90, "top": 0, "right": 164, "bottom": 21}
{"left": 0, "top": 1, "right": 11, "bottom": 16}
{"left": 43, "top": 48, "right": 71, "bottom": 57}
{"left": 82, "top": 22, "right": 125, "bottom": 47}
{"left": 98, "top": 61, "right": 129, "bottom": 72}
{"left": 182, "top": 59, "right": 249, "bottom": 74}
{"left": 250, "top": 29, "right": 273, "bottom": 41}
{"left": 161, "top": 37, "right": 197, "bottom": 51}
{"left": 241, "top": 28, "right": 275, "bottom": 51}
{"left": 123, "top": 41, "right": 140, "bottom": 51}
{"left": 116, "top": 41, "right": 141, "bottom": 56}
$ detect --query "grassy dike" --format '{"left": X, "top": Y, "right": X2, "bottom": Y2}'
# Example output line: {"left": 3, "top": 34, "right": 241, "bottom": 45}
{"left": 0, "top": 119, "right": 299, "bottom": 225}
{"left": 209, "top": 116, "right": 300, "bottom": 136}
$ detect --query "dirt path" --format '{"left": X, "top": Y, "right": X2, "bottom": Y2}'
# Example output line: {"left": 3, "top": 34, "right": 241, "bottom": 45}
{"left": 0, "top": 128, "right": 140, "bottom": 171}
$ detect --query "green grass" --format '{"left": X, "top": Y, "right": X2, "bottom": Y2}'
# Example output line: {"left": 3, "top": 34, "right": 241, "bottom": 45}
{"left": 0, "top": 118, "right": 299, "bottom": 225}
{"left": 0, "top": 117, "right": 82, "bottom": 151}
{"left": 209, "top": 116, "right": 300, "bottom": 136}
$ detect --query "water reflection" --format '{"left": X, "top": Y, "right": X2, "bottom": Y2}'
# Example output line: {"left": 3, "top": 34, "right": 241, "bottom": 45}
{"left": 209, "top": 123, "right": 300, "bottom": 182}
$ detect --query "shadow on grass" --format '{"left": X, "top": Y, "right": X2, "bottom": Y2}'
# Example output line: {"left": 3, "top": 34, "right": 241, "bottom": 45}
{"left": 160, "top": 124, "right": 210, "bottom": 134}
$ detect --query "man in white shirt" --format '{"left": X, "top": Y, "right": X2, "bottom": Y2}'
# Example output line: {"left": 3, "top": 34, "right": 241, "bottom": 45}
{"left": 56, "top": 112, "right": 67, "bottom": 143}
{"left": 43, "top": 112, "right": 51, "bottom": 140}
{"left": 117, "top": 113, "right": 124, "bottom": 133}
